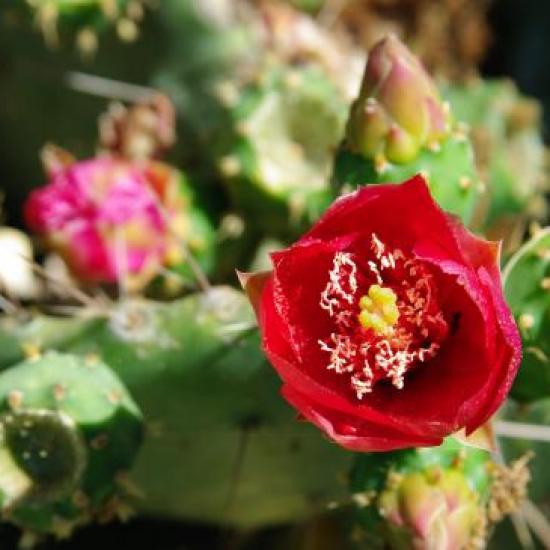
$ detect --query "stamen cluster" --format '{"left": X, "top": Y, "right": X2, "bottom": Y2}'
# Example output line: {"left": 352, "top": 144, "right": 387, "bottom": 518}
{"left": 319, "top": 234, "right": 449, "bottom": 399}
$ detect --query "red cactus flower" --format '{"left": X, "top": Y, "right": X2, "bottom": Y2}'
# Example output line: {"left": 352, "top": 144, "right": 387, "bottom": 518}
{"left": 241, "top": 175, "right": 521, "bottom": 451}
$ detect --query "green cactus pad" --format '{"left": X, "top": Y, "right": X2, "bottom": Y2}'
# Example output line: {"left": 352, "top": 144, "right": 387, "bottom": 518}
{"left": 0, "top": 352, "right": 143, "bottom": 535}
{"left": 2, "top": 288, "right": 351, "bottom": 528}
{"left": 217, "top": 65, "right": 347, "bottom": 239}
{"left": 21, "top": 0, "right": 146, "bottom": 51}
{"left": 443, "top": 79, "right": 547, "bottom": 248}
{"left": 503, "top": 228, "right": 550, "bottom": 401}
{"left": 332, "top": 134, "right": 481, "bottom": 228}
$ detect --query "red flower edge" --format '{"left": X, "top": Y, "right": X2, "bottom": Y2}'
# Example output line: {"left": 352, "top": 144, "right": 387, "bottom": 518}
{"left": 241, "top": 175, "right": 521, "bottom": 452}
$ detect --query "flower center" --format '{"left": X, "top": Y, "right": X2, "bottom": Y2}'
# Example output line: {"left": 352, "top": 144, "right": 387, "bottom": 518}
{"left": 358, "top": 284, "right": 399, "bottom": 336}
{"left": 318, "top": 234, "right": 449, "bottom": 399}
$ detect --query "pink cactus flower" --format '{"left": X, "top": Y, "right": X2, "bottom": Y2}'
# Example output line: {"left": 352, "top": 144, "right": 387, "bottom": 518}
{"left": 25, "top": 156, "right": 171, "bottom": 289}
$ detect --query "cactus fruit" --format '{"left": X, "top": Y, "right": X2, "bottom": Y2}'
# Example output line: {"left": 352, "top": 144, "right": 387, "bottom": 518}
{"left": 333, "top": 35, "right": 481, "bottom": 228}
{"left": 0, "top": 351, "right": 143, "bottom": 539}
{"left": 0, "top": 287, "right": 352, "bottom": 530}
{"left": 350, "top": 437, "right": 529, "bottom": 549}
{"left": 503, "top": 228, "right": 550, "bottom": 402}
{"left": 216, "top": 63, "right": 347, "bottom": 240}
{"left": 443, "top": 79, "right": 548, "bottom": 253}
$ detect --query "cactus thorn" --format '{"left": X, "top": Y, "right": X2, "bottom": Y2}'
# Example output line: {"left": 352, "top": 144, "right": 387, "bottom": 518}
{"left": 219, "top": 155, "right": 241, "bottom": 177}
{"left": 90, "top": 434, "right": 109, "bottom": 451}
{"left": 51, "top": 516, "right": 75, "bottom": 540}
{"left": 7, "top": 390, "right": 23, "bottom": 411}
{"left": 106, "top": 390, "right": 122, "bottom": 405}
{"left": 215, "top": 82, "right": 239, "bottom": 107}
{"left": 72, "top": 490, "right": 89, "bottom": 509}
{"left": 459, "top": 176, "right": 472, "bottom": 190}
{"left": 519, "top": 313, "right": 535, "bottom": 331}
{"left": 84, "top": 354, "right": 101, "bottom": 366}
{"left": 374, "top": 153, "right": 388, "bottom": 174}
{"left": 236, "top": 121, "right": 251, "bottom": 137}
{"left": 351, "top": 490, "right": 376, "bottom": 508}
{"left": 284, "top": 71, "right": 302, "bottom": 89}
{"left": 428, "top": 141, "right": 441, "bottom": 153}
{"left": 53, "top": 384, "right": 66, "bottom": 401}
{"left": 116, "top": 19, "right": 139, "bottom": 42}
{"left": 21, "top": 343, "right": 41, "bottom": 362}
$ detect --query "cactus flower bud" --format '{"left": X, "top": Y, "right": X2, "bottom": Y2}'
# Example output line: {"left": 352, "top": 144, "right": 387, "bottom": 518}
{"left": 351, "top": 438, "right": 530, "bottom": 550}
{"left": 378, "top": 467, "right": 481, "bottom": 549}
{"left": 346, "top": 34, "right": 451, "bottom": 164}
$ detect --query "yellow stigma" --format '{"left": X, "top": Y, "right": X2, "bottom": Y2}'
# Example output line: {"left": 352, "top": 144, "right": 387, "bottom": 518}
{"left": 358, "top": 284, "right": 399, "bottom": 335}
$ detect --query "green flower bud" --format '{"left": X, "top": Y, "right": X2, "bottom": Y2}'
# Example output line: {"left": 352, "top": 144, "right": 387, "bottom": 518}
{"left": 350, "top": 438, "right": 531, "bottom": 550}
{"left": 346, "top": 34, "right": 451, "bottom": 164}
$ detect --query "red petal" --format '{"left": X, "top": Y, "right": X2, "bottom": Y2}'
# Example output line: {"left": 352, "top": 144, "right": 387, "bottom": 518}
{"left": 299, "top": 175, "right": 463, "bottom": 262}
{"left": 282, "top": 385, "right": 442, "bottom": 452}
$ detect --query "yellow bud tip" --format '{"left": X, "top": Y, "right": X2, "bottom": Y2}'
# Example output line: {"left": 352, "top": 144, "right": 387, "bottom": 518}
{"left": 358, "top": 284, "right": 399, "bottom": 334}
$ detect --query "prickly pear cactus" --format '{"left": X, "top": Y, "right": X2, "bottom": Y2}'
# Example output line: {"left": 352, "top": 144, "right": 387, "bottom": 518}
{"left": 0, "top": 287, "right": 352, "bottom": 533}
{"left": 503, "top": 228, "right": 550, "bottom": 402}
{"left": 0, "top": 351, "right": 143, "bottom": 540}
{"left": 443, "top": 79, "right": 548, "bottom": 251}
{"left": 216, "top": 63, "right": 347, "bottom": 240}
{"left": 349, "top": 437, "right": 528, "bottom": 549}
{"left": 332, "top": 35, "right": 481, "bottom": 228}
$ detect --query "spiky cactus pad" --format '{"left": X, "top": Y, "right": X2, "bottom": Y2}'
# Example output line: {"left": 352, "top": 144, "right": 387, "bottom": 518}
{"left": 0, "top": 352, "right": 143, "bottom": 539}
{"left": 216, "top": 64, "right": 347, "bottom": 240}
{"left": 0, "top": 287, "right": 352, "bottom": 530}
{"left": 503, "top": 228, "right": 550, "bottom": 402}
{"left": 443, "top": 79, "right": 547, "bottom": 250}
